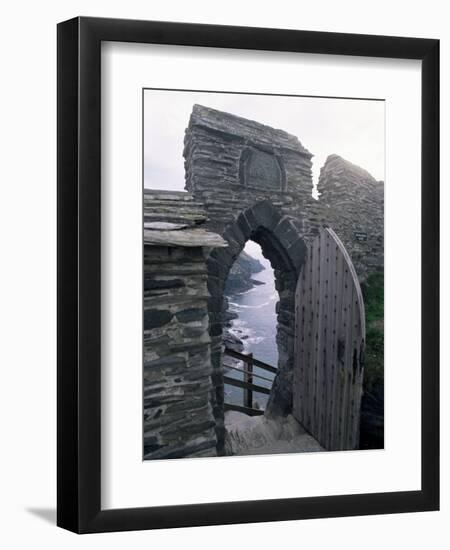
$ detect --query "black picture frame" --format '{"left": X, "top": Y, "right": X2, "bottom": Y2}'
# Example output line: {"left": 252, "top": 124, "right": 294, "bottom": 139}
{"left": 57, "top": 16, "right": 439, "bottom": 533}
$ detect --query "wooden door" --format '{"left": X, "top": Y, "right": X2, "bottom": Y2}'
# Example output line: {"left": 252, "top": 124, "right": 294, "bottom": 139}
{"left": 293, "top": 228, "right": 365, "bottom": 451}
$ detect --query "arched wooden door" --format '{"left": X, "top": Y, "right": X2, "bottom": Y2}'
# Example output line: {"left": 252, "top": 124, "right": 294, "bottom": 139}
{"left": 293, "top": 228, "right": 365, "bottom": 451}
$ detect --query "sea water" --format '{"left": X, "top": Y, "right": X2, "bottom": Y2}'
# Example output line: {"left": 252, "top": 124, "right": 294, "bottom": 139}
{"left": 224, "top": 252, "right": 279, "bottom": 409}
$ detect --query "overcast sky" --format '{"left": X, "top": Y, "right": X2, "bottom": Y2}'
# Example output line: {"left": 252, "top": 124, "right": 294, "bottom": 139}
{"left": 143, "top": 89, "right": 385, "bottom": 194}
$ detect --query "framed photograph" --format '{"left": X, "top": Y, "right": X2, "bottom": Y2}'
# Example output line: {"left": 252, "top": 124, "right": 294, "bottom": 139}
{"left": 57, "top": 17, "right": 439, "bottom": 533}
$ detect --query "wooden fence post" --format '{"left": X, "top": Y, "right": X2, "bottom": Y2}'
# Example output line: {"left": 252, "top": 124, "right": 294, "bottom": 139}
{"left": 243, "top": 353, "right": 253, "bottom": 409}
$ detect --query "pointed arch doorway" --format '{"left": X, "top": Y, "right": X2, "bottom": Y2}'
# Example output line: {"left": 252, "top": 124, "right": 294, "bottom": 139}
{"left": 206, "top": 200, "right": 307, "bottom": 450}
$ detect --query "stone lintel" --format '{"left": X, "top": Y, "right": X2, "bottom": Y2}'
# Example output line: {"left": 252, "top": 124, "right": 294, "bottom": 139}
{"left": 144, "top": 228, "right": 228, "bottom": 248}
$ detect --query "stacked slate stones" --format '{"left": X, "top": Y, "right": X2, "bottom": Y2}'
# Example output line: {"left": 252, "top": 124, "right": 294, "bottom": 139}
{"left": 183, "top": 104, "right": 321, "bottom": 239}
{"left": 183, "top": 105, "right": 318, "bottom": 447}
{"left": 182, "top": 105, "right": 385, "bottom": 451}
{"left": 317, "top": 154, "right": 384, "bottom": 280}
{"left": 184, "top": 105, "right": 384, "bottom": 283}
{"left": 143, "top": 189, "right": 227, "bottom": 459}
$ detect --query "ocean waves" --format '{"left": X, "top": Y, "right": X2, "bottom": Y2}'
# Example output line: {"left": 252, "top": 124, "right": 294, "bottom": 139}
{"left": 228, "top": 292, "right": 277, "bottom": 311}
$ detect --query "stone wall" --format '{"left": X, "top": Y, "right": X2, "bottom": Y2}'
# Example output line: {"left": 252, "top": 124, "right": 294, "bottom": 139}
{"left": 184, "top": 105, "right": 318, "bottom": 448}
{"left": 184, "top": 104, "right": 323, "bottom": 239}
{"left": 183, "top": 105, "right": 384, "bottom": 451}
{"left": 184, "top": 106, "right": 384, "bottom": 281}
{"left": 143, "top": 107, "right": 384, "bottom": 458}
{"left": 143, "top": 191, "right": 226, "bottom": 460}
{"left": 317, "top": 154, "right": 384, "bottom": 279}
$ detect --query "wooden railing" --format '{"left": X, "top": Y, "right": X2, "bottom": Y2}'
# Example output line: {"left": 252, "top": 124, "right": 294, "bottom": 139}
{"left": 223, "top": 348, "right": 277, "bottom": 417}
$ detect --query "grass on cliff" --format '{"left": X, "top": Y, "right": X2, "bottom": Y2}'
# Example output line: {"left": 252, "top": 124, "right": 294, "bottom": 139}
{"left": 361, "top": 271, "right": 384, "bottom": 390}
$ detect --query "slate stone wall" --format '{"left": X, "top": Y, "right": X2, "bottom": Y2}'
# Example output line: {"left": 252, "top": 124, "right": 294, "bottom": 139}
{"left": 184, "top": 106, "right": 319, "bottom": 448}
{"left": 184, "top": 104, "right": 323, "bottom": 239}
{"left": 142, "top": 107, "right": 384, "bottom": 459}
{"left": 183, "top": 105, "right": 384, "bottom": 451}
{"left": 184, "top": 105, "right": 384, "bottom": 281}
{"left": 317, "top": 154, "right": 384, "bottom": 280}
{"left": 143, "top": 245, "right": 217, "bottom": 459}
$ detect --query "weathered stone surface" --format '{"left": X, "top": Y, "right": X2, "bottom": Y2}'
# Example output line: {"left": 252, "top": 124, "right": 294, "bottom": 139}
{"left": 143, "top": 241, "right": 218, "bottom": 460}
{"left": 183, "top": 106, "right": 318, "bottom": 443}
{"left": 182, "top": 105, "right": 383, "bottom": 450}
{"left": 251, "top": 200, "right": 283, "bottom": 231}
{"left": 144, "top": 189, "right": 207, "bottom": 226}
{"left": 144, "top": 309, "right": 174, "bottom": 330}
{"left": 224, "top": 412, "right": 323, "bottom": 456}
{"left": 144, "top": 277, "right": 186, "bottom": 292}
{"left": 240, "top": 147, "right": 284, "bottom": 190}
{"left": 317, "top": 154, "right": 384, "bottom": 279}
{"left": 143, "top": 189, "right": 227, "bottom": 248}
{"left": 145, "top": 221, "right": 189, "bottom": 230}
{"left": 144, "top": 106, "right": 383, "bottom": 458}
{"left": 175, "top": 308, "right": 207, "bottom": 323}
{"left": 144, "top": 227, "right": 227, "bottom": 248}
{"left": 187, "top": 104, "right": 312, "bottom": 157}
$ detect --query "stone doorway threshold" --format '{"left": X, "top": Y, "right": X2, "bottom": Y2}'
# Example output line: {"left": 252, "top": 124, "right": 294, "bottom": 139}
{"left": 224, "top": 411, "right": 324, "bottom": 456}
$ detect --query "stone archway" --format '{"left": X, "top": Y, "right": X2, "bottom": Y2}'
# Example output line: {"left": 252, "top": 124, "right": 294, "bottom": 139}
{"left": 206, "top": 200, "right": 307, "bottom": 450}
{"left": 182, "top": 104, "right": 381, "bottom": 454}
{"left": 142, "top": 104, "right": 380, "bottom": 460}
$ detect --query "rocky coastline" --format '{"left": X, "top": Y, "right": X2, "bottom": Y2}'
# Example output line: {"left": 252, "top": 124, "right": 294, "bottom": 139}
{"left": 222, "top": 251, "right": 265, "bottom": 355}
{"left": 224, "top": 250, "right": 265, "bottom": 294}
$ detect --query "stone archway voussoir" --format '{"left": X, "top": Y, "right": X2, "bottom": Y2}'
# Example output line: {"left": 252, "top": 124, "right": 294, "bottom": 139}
{"left": 273, "top": 217, "right": 302, "bottom": 250}
{"left": 248, "top": 200, "right": 283, "bottom": 232}
{"left": 223, "top": 223, "right": 246, "bottom": 249}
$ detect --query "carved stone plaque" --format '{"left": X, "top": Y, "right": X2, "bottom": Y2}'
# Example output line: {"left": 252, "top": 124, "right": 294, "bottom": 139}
{"left": 241, "top": 148, "right": 283, "bottom": 190}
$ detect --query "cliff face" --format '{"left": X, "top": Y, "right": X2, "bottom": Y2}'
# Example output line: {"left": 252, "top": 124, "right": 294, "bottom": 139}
{"left": 222, "top": 250, "right": 266, "bottom": 356}
{"left": 224, "top": 250, "right": 265, "bottom": 295}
